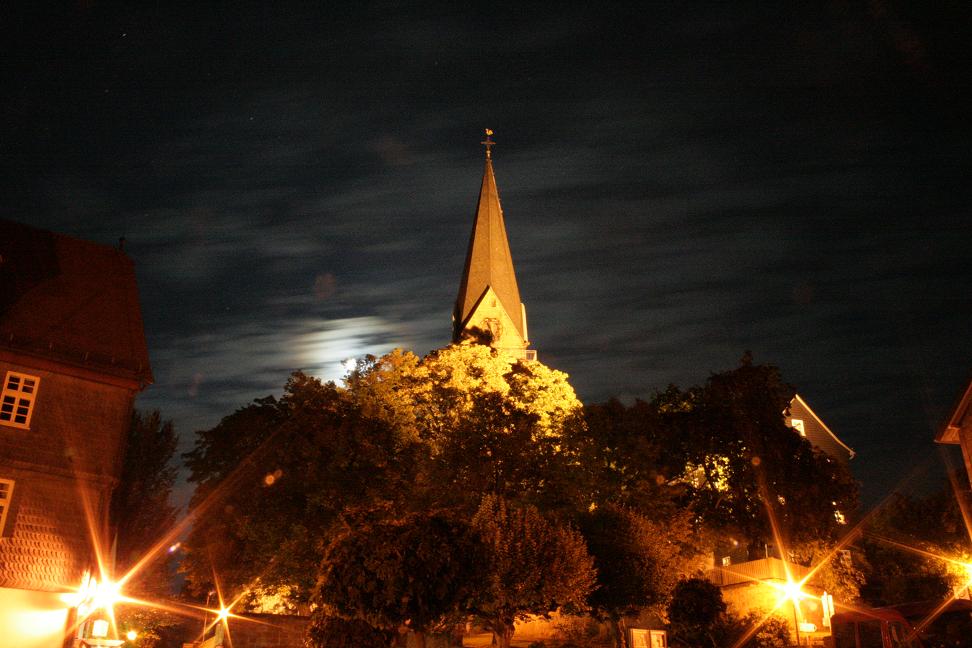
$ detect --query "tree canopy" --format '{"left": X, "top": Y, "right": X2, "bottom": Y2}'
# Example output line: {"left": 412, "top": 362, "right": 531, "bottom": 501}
{"left": 471, "top": 494, "right": 596, "bottom": 648}
{"left": 109, "top": 410, "right": 183, "bottom": 647}
{"left": 182, "top": 343, "right": 588, "bottom": 602}
{"left": 315, "top": 509, "right": 484, "bottom": 646}
{"left": 182, "top": 344, "right": 858, "bottom": 645}
{"left": 652, "top": 357, "right": 859, "bottom": 552}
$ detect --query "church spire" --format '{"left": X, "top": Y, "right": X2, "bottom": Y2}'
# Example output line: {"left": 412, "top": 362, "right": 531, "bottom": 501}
{"left": 453, "top": 130, "right": 533, "bottom": 360}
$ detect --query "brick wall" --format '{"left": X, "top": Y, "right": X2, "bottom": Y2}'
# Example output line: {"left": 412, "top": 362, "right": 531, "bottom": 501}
{"left": 221, "top": 615, "right": 310, "bottom": 648}
{"left": 0, "top": 357, "right": 134, "bottom": 478}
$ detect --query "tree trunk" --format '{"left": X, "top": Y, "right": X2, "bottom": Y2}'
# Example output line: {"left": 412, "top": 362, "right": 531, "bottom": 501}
{"left": 492, "top": 619, "right": 515, "bottom": 648}
{"left": 413, "top": 631, "right": 426, "bottom": 648}
{"left": 610, "top": 616, "right": 629, "bottom": 648}
{"left": 393, "top": 630, "right": 408, "bottom": 648}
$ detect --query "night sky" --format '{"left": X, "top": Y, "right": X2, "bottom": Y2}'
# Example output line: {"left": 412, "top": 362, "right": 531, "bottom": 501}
{"left": 2, "top": 1, "right": 970, "bottom": 507}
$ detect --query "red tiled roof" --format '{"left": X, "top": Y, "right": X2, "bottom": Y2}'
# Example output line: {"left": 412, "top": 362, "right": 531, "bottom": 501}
{"left": 0, "top": 219, "right": 152, "bottom": 385}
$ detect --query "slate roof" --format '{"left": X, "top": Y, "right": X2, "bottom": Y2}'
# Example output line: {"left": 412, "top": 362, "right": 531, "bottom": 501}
{"left": 453, "top": 154, "right": 526, "bottom": 341}
{"left": 0, "top": 219, "right": 152, "bottom": 385}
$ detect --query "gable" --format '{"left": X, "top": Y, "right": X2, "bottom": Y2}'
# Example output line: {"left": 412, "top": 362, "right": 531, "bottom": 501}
{"left": 937, "top": 377, "right": 972, "bottom": 444}
{"left": 787, "top": 394, "right": 855, "bottom": 463}
{"left": 459, "top": 285, "right": 526, "bottom": 351}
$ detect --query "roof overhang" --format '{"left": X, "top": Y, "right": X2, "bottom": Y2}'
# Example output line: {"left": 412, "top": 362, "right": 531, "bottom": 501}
{"left": 790, "top": 393, "right": 856, "bottom": 460}
{"left": 936, "top": 377, "right": 972, "bottom": 445}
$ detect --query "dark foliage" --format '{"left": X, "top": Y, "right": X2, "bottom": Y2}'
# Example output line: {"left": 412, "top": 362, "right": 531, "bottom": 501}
{"left": 580, "top": 504, "right": 696, "bottom": 648}
{"left": 859, "top": 489, "right": 967, "bottom": 606}
{"left": 472, "top": 494, "right": 596, "bottom": 648}
{"left": 109, "top": 410, "right": 182, "bottom": 646}
{"left": 315, "top": 509, "right": 484, "bottom": 638}
{"left": 182, "top": 372, "right": 418, "bottom": 598}
{"left": 653, "top": 357, "right": 859, "bottom": 550}
{"left": 305, "top": 614, "right": 393, "bottom": 648}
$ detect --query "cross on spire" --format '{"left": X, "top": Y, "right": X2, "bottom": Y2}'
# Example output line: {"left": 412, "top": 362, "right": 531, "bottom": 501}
{"left": 481, "top": 128, "right": 495, "bottom": 159}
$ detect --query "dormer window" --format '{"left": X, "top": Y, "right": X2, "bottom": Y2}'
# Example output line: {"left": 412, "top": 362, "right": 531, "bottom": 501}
{"left": 0, "top": 372, "right": 39, "bottom": 429}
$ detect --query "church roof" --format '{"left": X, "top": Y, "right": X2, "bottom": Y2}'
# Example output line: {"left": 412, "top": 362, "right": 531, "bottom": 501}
{"left": 453, "top": 151, "right": 525, "bottom": 340}
{"left": 0, "top": 219, "right": 153, "bottom": 385}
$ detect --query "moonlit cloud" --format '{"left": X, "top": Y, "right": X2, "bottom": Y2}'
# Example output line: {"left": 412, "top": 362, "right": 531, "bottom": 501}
{"left": 2, "top": 2, "right": 969, "bottom": 506}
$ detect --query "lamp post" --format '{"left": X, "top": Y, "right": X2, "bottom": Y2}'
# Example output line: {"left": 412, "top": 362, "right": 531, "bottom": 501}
{"left": 792, "top": 598, "right": 801, "bottom": 647}
{"left": 201, "top": 590, "right": 215, "bottom": 636}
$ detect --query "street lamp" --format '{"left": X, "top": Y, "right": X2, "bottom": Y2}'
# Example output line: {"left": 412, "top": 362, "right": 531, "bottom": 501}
{"left": 780, "top": 580, "right": 805, "bottom": 646}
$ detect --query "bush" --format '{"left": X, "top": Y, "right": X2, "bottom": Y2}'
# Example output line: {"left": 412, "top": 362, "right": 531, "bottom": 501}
{"left": 718, "top": 612, "right": 790, "bottom": 648}
{"left": 742, "top": 613, "right": 790, "bottom": 648}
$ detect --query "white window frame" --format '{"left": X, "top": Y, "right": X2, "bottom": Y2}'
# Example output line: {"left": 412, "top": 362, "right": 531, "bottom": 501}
{"left": 0, "top": 371, "right": 40, "bottom": 429}
{"left": 790, "top": 418, "right": 806, "bottom": 436}
{"left": 0, "top": 478, "right": 14, "bottom": 534}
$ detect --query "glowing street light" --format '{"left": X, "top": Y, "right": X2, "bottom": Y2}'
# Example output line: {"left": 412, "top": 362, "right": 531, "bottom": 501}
{"left": 91, "top": 620, "right": 110, "bottom": 639}
{"left": 125, "top": 630, "right": 138, "bottom": 642}
{"left": 773, "top": 577, "right": 809, "bottom": 647}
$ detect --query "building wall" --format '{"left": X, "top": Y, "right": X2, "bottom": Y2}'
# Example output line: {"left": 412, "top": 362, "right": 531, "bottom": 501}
{"left": 463, "top": 287, "right": 529, "bottom": 357}
{"left": 0, "top": 587, "right": 72, "bottom": 648}
{"left": 217, "top": 615, "right": 310, "bottom": 648}
{"left": 0, "top": 353, "right": 136, "bottom": 593}
{"left": 0, "top": 466, "right": 96, "bottom": 591}
{"left": 787, "top": 397, "right": 851, "bottom": 465}
{"left": 0, "top": 355, "right": 134, "bottom": 478}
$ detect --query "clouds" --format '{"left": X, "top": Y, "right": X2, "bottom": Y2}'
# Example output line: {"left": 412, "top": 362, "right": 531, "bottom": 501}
{"left": 2, "top": 1, "right": 970, "bottom": 505}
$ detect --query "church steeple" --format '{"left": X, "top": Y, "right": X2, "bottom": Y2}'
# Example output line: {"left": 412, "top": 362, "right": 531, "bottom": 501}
{"left": 453, "top": 130, "right": 534, "bottom": 360}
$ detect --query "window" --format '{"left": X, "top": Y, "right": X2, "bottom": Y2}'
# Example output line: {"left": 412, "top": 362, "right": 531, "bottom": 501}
{"left": 791, "top": 418, "right": 806, "bottom": 436}
{"left": 0, "top": 371, "right": 39, "bottom": 429}
{"left": 721, "top": 556, "right": 731, "bottom": 567}
{"left": 0, "top": 479, "right": 14, "bottom": 535}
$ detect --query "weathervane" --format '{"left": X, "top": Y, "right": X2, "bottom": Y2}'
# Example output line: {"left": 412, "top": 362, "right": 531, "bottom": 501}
{"left": 481, "top": 128, "right": 495, "bottom": 159}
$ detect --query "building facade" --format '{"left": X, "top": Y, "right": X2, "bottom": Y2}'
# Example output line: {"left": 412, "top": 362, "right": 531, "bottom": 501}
{"left": 936, "top": 377, "right": 972, "bottom": 491}
{"left": 0, "top": 219, "right": 152, "bottom": 647}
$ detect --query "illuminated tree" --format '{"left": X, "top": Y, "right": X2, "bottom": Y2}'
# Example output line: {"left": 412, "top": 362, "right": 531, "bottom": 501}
{"left": 182, "top": 343, "right": 585, "bottom": 604}
{"left": 471, "top": 494, "right": 596, "bottom": 648}
{"left": 347, "top": 343, "right": 582, "bottom": 446}
{"left": 347, "top": 343, "right": 589, "bottom": 513}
